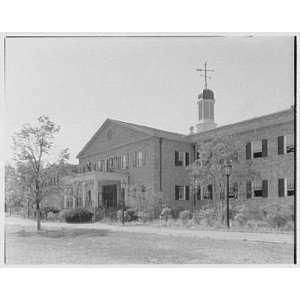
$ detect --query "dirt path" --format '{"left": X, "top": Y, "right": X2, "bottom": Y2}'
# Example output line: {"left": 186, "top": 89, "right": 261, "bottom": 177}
{"left": 5, "top": 216, "right": 293, "bottom": 245}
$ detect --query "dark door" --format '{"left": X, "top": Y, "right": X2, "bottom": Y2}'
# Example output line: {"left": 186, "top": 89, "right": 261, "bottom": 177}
{"left": 103, "top": 184, "right": 117, "bottom": 208}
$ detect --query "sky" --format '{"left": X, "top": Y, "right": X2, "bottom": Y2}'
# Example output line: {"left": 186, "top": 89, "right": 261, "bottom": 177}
{"left": 4, "top": 35, "right": 294, "bottom": 164}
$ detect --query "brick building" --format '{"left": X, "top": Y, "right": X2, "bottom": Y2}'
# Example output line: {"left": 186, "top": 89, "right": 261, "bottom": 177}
{"left": 62, "top": 86, "right": 295, "bottom": 212}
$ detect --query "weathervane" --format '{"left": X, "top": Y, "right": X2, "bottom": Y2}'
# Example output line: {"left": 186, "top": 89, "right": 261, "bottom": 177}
{"left": 196, "top": 61, "right": 214, "bottom": 89}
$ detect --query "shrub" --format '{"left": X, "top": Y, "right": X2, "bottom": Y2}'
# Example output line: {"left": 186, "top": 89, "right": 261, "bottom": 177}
{"left": 179, "top": 210, "right": 191, "bottom": 224}
{"left": 138, "top": 211, "right": 154, "bottom": 223}
{"left": 262, "top": 203, "right": 294, "bottom": 229}
{"left": 160, "top": 207, "right": 172, "bottom": 221}
{"left": 41, "top": 205, "right": 60, "bottom": 220}
{"left": 62, "top": 208, "right": 94, "bottom": 223}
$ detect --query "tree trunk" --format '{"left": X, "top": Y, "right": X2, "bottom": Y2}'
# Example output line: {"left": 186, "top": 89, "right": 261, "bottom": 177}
{"left": 36, "top": 202, "right": 41, "bottom": 231}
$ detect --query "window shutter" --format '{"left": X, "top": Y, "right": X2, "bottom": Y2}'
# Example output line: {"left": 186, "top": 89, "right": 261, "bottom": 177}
{"left": 278, "top": 178, "right": 285, "bottom": 197}
{"left": 197, "top": 186, "right": 201, "bottom": 200}
{"left": 185, "top": 186, "right": 190, "bottom": 200}
{"left": 175, "top": 185, "right": 179, "bottom": 200}
{"left": 132, "top": 152, "right": 137, "bottom": 168}
{"left": 246, "top": 143, "right": 251, "bottom": 160}
{"left": 262, "top": 180, "right": 268, "bottom": 198}
{"left": 175, "top": 151, "right": 179, "bottom": 166}
{"left": 278, "top": 136, "right": 284, "bottom": 155}
{"left": 208, "top": 184, "right": 213, "bottom": 200}
{"left": 246, "top": 181, "right": 252, "bottom": 199}
{"left": 142, "top": 150, "right": 147, "bottom": 166}
{"left": 185, "top": 152, "right": 190, "bottom": 166}
{"left": 126, "top": 153, "right": 129, "bottom": 168}
{"left": 262, "top": 139, "right": 268, "bottom": 157}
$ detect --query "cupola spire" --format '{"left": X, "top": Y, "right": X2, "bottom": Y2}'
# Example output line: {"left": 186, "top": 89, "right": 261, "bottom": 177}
{"left": 193, "top": 61, "right": 217, "bottom": 133}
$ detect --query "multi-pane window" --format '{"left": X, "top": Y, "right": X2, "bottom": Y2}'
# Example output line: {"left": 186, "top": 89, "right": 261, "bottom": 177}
{"left": 246, "top": 140, "right": 268, "bottom": 159}
{"left": 203, "top": 184, "right": 213, "bottom": 200}
{"left": 175, "top": 185, "right": 190, "bottom": 201}
{"left": 254, "top": 181, "right": 263, "bottom": 197}
{"left": 137, "top": 151, "right": 143, "bottom": 167}
{"left": 287, "top": 178, "right": 295, "bottom": 196}
{"left": 286, "top": 134, "right": 295, "bottom": 153}
{"left": 133, "top": 151, "right": 146, "bottom": 168}
{"left": 278, "top": 134, "right": 295, "bottom": 154}
{"left": 279, "top": 178, "right": 295, "bottom": 197}
{"left": 175, "top": 151, "right": 190, "bottom": 166}
{"left": 121, "top": 154, "right": 128, "bottom": 169}
{"left": 252, "top": 141, "right": 262, "bottom": 158}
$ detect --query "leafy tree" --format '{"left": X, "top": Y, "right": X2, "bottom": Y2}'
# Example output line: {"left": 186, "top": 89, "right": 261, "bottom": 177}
{"left": 12, "top": 115, "right": 70, "bottom": 230}
{"left": 187, "top": 135, "right": 260, "bottom": 219}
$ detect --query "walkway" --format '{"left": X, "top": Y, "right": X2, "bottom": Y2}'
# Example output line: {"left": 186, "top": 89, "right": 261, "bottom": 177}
{"left": 5, "top": 216, "right": 293, "bottom": 245}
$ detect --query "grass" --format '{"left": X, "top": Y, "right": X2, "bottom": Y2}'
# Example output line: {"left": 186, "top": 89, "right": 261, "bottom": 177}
{"left": 5, "top": 223, "right": 294, "bottom": 264}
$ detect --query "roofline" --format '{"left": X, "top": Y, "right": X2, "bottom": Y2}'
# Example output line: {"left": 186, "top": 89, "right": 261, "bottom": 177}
{"left": 188, "top": 106, "right": 294, "bottom": 139}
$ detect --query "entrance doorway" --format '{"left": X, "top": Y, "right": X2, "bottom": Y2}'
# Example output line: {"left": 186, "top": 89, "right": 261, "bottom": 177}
{"left": 102, "top": 184, "right": 118, "bottom": 208}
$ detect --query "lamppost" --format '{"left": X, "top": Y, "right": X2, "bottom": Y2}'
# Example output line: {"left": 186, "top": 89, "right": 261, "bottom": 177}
{"left": 120, "top": 178, "right": 126, "bottom": 225}
{"left": 223, "top": 161, "right": 232, "bottom": 229}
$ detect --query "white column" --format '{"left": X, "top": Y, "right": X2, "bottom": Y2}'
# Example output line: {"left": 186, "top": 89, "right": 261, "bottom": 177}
{"left": 63, "top": 188, "right": 67, "bottom": 208}
{"left": 82, "top": 182, "right": 86, "bottom": 207}
{"left": 99, "top": 184, "right": 103, "bottom": 207}
{"left": 72, "top": 187, "right": 76, "bottom": 208}
{"left": 93, "top": 179, "right": 98, "bottom": 208}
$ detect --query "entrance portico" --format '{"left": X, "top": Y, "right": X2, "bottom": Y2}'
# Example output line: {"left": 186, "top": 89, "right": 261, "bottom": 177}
{"left": 62, "top": 171, "right": 129, "bottom": 210}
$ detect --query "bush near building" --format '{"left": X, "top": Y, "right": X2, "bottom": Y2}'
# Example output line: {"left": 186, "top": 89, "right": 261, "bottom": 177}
{"left": 61, "top": 208, "right": 94, "bottom": 223}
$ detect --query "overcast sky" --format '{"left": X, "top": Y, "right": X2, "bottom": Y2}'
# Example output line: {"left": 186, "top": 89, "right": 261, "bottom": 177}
{"left": 4, "top": 35, "right": 294, "bottom": 164}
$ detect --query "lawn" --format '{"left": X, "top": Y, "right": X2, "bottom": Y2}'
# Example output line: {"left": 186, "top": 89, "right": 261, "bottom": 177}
{"left": 5, "top": 223, "right": 294, "bottom": 264}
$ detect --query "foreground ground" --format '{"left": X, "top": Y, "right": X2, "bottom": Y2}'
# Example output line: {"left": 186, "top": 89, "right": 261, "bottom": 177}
{"left": 5, "top": 216, "right": 294, "bottom": 264}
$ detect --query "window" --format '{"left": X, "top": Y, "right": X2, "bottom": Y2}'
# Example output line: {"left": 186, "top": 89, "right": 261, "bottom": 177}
{"left": 175, "top": 185, "right": 189, "bottom": 201}
{"left": 286, "top": 134, "right": 295, "bottom": 153}
{"left": 175, "top": 151, "right": 189, "bottom": 166}
{"left": 246, "top": 140, "right": 268, "bottom": 159}
{"left": 252, "top": 141, "right": 262, "bottom": 158}
{"left": 133, "top": 151, "right": 146, "bottom": 168}
{"left": 253, "top": 180, "right": 268, "bottom": 198}
{"left": 203, "top": 184, "right": 213, "bottom": 200}
{"left": 196, "top": 186, "right": 201, "bottom": 201}
{"left": 121, "top": 154, "right": 128, "bottom": 169}
{"left": 280, "top": 178, "right": 295, "bottom": 197}
{"left": 287, "top": 178, "right": 295, "bottom": 196}
{"left": 278, "top": 134, "right": 294, "bottom": 155}
{"left": 137, "top": 151, "right": 143, "bottom": 167}
{"left": 254, "top": 181, "right": 263, "bottom": 197}
{"left": 107, "top": 157, "right": 114, "bottom": 170}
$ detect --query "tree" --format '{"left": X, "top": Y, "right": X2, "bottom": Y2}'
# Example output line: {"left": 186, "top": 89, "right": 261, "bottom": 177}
{"left": 12, "top": 115, "right": 70, "bottom": 230}
{"left": 4, "top": 164, "right": 28, "bottom": 215}
{"left": 187, "top": 135, "right": 260, "bottom": 219}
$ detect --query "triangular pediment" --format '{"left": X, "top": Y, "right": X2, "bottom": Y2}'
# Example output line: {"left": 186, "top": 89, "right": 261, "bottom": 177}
{"left": 77, "top": 119, "right": 153, "bottom": 158}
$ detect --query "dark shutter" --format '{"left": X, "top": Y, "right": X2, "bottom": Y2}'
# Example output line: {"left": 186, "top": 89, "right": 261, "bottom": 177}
{"left": 262, "top": 139, "right": 268, "bottom": 157}
{"left": 185, "top": 186, "right": 190, "bottom": 200}
{"left": 142, "top": 150, "right": 146, "bottom": 166}
{"left": 246, "top": 181, "right": 252, "bottom": 199}
{"left": 262, "top": 180, "right": 268, "bottom": 198}
{"left": 197, "top": 186, "right": 201, "bottom": 200}
{"left": 175, "top": 151, "right": 179, "bottom": 166}
{"left": 278, "top": 178, "right": 285, "bottom": 197}
{"left": 208, "top": 184, "right": 213, "bottom": 200}
{"left": 175, "top": 185, "right": 179, "bottom": 200}
{"left": 278, "top": 136, "right": 284, "bottom": 155}
{"left": 246, "top": 142, "right": 251, "bottom": 160}
{"left": 185, "top": 152, "right": 190, "bottom": 166}
{"left": 132, "top": 152, "right": 137, "bottom": 168}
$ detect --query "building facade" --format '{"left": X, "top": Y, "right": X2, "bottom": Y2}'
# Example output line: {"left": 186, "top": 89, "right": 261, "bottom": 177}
{"left": 62, "top": 87, "right": 295, "bottom": 212}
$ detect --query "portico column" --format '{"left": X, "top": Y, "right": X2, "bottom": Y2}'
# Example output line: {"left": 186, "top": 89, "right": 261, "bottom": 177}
{"left": 63, "top": 188, "right": 67, "bottom": 208}
{"left": 98, "top": 184, "right": 103, "bottom": 207}
{"left": 72, "top": 188, "right": 76, "bottom": 208}
{"left": 82, "top": 182, "right": 86, "bottom": 207}
{"left": 93, "top": 179, "right": 98, "bottom": 208}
